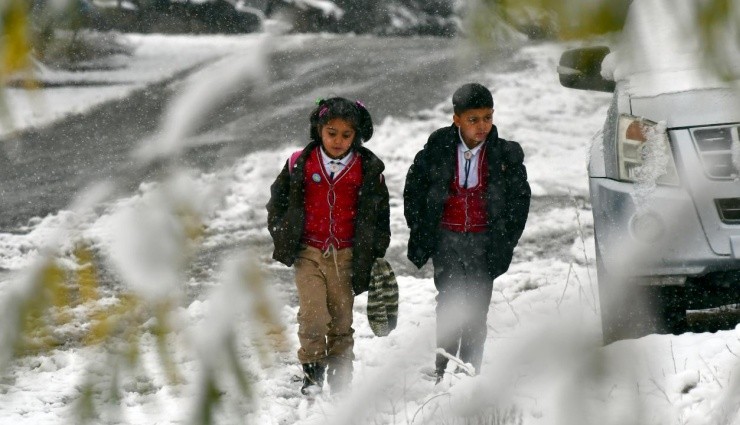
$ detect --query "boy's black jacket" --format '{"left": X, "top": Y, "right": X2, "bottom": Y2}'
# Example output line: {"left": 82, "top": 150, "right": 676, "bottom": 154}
{"left": 266, "top": 141, "right": 391, "bottom": 295}
{"left": 403, "top": 124, "right": 531, "bottom": 279}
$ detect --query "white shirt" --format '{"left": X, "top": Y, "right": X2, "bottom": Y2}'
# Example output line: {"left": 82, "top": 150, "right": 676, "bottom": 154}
{"left": 457, "top": 130, "right": 485, "bottom": 188}
{"left": 320, "top": 148, "right": 354, "bottom": 178}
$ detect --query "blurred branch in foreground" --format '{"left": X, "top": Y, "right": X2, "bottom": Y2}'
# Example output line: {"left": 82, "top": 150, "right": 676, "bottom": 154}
{"left": 0, "top": 28, "right": 283, "bottom": 423}
{"left": 463, "top": 0, "right": 740, "bottom": 83}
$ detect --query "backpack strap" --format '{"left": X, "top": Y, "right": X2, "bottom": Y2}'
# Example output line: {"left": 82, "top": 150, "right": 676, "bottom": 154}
{"left": 288, "top": 150, "right": 303, "bottom": 174}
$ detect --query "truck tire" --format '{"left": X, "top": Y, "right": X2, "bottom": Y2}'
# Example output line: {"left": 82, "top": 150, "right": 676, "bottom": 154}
{"left": 597, "top": 250, "right": 687, "bottom": 345}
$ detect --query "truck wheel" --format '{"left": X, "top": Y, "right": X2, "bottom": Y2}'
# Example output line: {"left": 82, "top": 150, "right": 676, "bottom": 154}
{"left": 597, "top": 255, "right": 687, "bottom": 345}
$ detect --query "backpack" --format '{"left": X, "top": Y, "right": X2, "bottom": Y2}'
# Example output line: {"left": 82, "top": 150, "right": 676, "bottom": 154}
{"left": 288, "top": 150, "right": 303, "bottom": 174}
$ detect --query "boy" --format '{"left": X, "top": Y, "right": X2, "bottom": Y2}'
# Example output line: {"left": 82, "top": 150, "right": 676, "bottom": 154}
{"left": 403, "top": 83, "right": 530, "bottom": 381}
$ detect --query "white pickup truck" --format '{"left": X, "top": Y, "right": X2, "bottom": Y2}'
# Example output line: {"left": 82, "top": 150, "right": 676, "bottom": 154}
{"left": 557, "top": 0, "right": 740, "bottom": 343}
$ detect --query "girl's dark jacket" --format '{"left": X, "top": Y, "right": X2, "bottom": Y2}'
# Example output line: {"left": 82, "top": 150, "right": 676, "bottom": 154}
{"left": 266, "top": 141, "right": 391, "bottom": 295}
{"left": 403, "top": 124, "right": 531, "bottom": 279}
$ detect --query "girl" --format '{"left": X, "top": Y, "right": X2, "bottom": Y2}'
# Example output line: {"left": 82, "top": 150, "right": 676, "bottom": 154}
{"left": 266, "top": 97, "right": 390, "bottom": 396}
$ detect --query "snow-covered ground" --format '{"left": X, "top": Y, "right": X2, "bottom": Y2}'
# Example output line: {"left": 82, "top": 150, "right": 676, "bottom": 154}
{"left": 0, "top": 34, "right": 265, "bottom": 140}
{"left": 1, "top": 31, "right": 740, "bottom": 425}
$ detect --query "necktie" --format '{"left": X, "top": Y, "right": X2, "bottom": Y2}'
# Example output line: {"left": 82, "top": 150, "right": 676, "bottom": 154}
{"left": 329, "top": 160, "right": 341, "bottom": 180}
{"left": 463, "top": 151, "right": 472, "bottom": 188}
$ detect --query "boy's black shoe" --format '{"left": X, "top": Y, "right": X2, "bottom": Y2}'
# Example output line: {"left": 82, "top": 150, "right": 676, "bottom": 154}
{"left": 454, "top": 366, "right": 475, "bottom": 376}
{"left": 434, "top": 367, "right": 445, "bottom": 384}
{"left": 300, "top": 362, "right": 326, "bottom": 396}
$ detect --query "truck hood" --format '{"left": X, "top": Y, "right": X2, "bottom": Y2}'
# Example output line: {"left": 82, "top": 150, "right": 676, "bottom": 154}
{"left": 629, "top": 87, "right": 740, "bottom": 128}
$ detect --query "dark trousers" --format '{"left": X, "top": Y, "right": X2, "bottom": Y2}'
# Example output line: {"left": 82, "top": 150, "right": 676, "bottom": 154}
{"left": 432, "top": 229, "right": 494, "bottom": 374}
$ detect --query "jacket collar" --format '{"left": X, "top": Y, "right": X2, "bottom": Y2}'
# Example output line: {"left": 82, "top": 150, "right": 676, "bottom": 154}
{"left": 446, "top": 124, "right": 499, "bottom": 151}
{"left": 302, "top": 141, "right": 384, "bottom": 176}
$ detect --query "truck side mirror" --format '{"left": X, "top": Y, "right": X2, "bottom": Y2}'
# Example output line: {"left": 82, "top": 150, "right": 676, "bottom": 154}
{"left": 558, "top": 46, "right": 615, "bottom": 93}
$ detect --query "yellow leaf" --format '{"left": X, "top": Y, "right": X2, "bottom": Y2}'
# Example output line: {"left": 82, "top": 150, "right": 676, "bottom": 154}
{"left": 15, "top": 260, "right": 69, "bottom": 355}
{"left": 44, "top": 261, "right": 72, "bottom": 325}
{"left": 487, "top": 0, "right": 630, "bottom": 40}
{"left": 74, "top": 244, "right": 100, "bottom": 304}
{"left": 1, "top": 0, "right": 32, "bottom": 76}
{"left": 153, "top": 303, "right": 183, "bottom": 385}
{"left": 85, "top": 306, "right": 111, "bottom": 346}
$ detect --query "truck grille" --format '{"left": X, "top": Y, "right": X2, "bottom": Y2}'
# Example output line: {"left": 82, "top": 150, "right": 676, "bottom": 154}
{"left": 691, "top": 126, "right": 739, "bottom": 179}
{"left": 716, "top": 198, "right": 740, "bottom": 223}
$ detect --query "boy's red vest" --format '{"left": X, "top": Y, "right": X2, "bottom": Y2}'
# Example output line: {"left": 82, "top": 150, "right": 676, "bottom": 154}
{"left": 302, "top": 148, "right": 362, "bottom": 250}
{"left": 441, "top": 149, "right": 489, "bottom": 233}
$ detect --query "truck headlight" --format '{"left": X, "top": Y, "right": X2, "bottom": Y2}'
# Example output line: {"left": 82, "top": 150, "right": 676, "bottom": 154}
{"left": 617, "top": 115, "right": 679, "bottom": 186}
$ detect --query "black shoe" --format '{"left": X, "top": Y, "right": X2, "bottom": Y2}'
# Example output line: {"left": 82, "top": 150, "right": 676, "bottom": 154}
{"left": 326, "top": 358, "right": 353, "bottom": 395}
{"left": 434, "top": 368, "right": 445, "bottom": 384}
{"left": 300, "top": 362, "right": 326, "bottom": 396}
{"left": 454, "top": 366, "right": 475, "bottom": 376}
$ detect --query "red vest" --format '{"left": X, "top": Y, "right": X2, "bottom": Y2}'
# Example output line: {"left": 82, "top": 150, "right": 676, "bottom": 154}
{"left": 302, "top": 148, "right": 362, "bottom": 250}
{"left": 441, "top": 149, "right": 489, "bottom": 233}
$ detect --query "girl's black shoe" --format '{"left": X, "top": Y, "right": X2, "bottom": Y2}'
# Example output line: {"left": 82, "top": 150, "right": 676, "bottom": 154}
{"left": 300, "top": 363, "right": 326, "bottom": 396}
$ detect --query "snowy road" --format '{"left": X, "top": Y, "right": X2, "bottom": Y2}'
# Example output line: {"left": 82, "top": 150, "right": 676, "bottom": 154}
{"left": 1, "top": 32, "right": 740, "bottom": 425}
{"left": 0, "top": 36, "right": 464, "bottom": 231}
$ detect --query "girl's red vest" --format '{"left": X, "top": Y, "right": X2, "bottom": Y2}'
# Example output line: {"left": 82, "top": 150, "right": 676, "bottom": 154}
{"left": 301, "top": 148, "right": 362, "bottom": 250}
{"left": 441, "top": 149, "right": 489, "bottom": 233}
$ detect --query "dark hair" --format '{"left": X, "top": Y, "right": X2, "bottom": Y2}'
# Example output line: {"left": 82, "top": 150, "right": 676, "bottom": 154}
{"left": 309, "top": 97, "right": 374, "bottom": 147}
{"left": 452, "top": 83, "right": 494, "bottom": 115}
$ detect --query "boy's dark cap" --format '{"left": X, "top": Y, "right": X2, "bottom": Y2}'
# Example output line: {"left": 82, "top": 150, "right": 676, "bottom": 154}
{"left": 452, "top": 83, "right": 494, "bottom": 114}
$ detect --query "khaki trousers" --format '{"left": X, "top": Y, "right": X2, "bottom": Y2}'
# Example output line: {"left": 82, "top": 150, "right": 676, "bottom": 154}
{"left": 294, "top": 245, "right": 355, "bottom": 364}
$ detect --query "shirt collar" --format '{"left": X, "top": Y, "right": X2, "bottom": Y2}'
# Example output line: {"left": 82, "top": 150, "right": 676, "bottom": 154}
{"left": 457, "top": 129, "right": 485, "bottom": 156}
{"left": 320, "top": 147, "right": 354, "bottom": 165}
